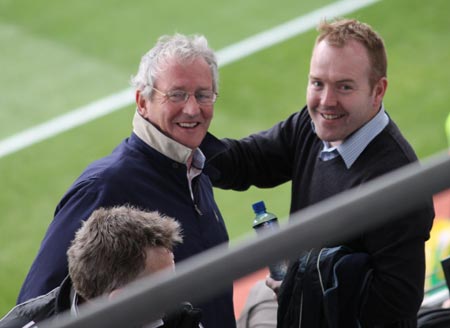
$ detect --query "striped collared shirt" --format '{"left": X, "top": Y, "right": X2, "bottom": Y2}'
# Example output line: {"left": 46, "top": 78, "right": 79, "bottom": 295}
{"left": 318, "top": 105, "right": 389, "bottom": 169}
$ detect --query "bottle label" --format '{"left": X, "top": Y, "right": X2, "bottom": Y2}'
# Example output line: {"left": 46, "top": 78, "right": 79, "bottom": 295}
{"left": 254, "top": 219, "right": 279, "bottom": 232}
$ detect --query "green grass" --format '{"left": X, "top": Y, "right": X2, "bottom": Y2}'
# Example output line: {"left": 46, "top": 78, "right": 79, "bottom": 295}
{"left": 0, "top": 20, "right": 127, "bottom": 138}
{"left": 0, "top": 0, "right": 336, "bottom": 138}
{"left": 0, "top": 0, "right": 449, "bottom": 317}
{"left": 366, "top": 0, "right": 450, "bottom": 157}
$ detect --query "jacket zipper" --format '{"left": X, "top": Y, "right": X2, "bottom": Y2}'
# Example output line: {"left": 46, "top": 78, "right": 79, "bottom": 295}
{"left": 194, "top": 203, "right": 203, "bottom": 216}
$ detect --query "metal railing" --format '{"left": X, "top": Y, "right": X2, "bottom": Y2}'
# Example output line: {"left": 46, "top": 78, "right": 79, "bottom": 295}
{"left": 39, "top": 150, "right": 450, "bottom": 328}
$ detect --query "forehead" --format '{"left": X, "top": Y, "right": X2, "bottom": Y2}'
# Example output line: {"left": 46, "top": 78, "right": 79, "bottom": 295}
{"left": 309, "top": 39, "right": 371, "bottom": 83}
{"left": 155, "top": 56, "right": 212, "bottom": 88}
{"left": 145, "top": 246, "right": 174, "bottom": 271}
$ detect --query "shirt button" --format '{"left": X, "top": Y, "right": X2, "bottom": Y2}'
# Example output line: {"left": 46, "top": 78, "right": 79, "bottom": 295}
{"left": 172, "top": 162, "right": 179, "bottom": 169}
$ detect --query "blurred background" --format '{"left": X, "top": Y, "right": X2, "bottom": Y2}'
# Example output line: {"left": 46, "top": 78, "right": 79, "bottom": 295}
{"left": 0, "top": 0, "right": 449, "bottom": 316}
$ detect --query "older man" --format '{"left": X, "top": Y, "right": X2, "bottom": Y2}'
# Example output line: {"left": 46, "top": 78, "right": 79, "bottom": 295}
{"left": 18, "top": 34, "right": 234, "bottom": 328}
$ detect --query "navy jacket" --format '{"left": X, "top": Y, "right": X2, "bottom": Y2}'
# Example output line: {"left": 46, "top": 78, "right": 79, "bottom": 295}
{"left": 18, "top": 132, "right": 235, "bottom": 328}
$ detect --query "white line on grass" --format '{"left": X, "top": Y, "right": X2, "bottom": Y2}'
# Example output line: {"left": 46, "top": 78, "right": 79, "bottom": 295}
{"left": 0, "top": 0, "right": 379, "bottom": 158}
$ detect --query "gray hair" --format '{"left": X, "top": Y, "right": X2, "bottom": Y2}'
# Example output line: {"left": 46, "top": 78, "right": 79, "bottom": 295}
{"left": 130, "top": 33, "right": 219, "bottom": 98}
{"left": 67, "top": 205, "right": 182, "bottom": 300}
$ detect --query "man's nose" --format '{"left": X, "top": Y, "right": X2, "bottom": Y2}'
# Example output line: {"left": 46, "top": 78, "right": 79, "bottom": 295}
{"left": 182, "top": 95, "right": 201, "bottom": 116}
{"left": 320, "top": 86, "right": 338, "bottom": 107}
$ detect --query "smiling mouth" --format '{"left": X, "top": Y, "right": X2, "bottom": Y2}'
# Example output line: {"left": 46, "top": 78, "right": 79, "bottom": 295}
{"left": 321, "top": 113, "right": 344, "bottom": 120}
{"left": 177, "top": 122, "right": 199, "bottom": 128}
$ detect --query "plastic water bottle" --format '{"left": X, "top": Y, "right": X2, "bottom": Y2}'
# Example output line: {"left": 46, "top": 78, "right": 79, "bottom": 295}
{"left": 252, "top": 200, "right": 287, "bottom": 280}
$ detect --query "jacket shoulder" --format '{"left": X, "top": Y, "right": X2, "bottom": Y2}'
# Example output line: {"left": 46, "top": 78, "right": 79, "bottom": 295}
{"left": 0, "top": 288, "right": 60, "bottom": 328}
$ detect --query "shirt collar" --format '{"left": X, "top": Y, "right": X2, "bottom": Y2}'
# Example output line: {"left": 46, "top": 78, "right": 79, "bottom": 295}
{"left": 132, "top": 110, "right": 199, "bottom": 165}
{"left": 70, "top": 287, "right": 80, "bottom": 317}
{"left": 317, "top": 104, "right": 389, "bottom": 169}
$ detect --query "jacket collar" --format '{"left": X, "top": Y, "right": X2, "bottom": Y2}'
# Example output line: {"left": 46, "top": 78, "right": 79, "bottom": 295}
{"left": 132, "top": 111, "right": 194, "bottom": 165}
{"left": 55, "top": 276, "right": 74, "bottom": 314}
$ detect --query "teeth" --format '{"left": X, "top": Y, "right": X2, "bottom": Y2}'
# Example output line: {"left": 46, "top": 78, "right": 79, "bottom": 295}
{"left": 322, "top": 114, "right": 341, "bottom": 120}
{"left": 178, "top": 122, "right": 198, "bottom": 128}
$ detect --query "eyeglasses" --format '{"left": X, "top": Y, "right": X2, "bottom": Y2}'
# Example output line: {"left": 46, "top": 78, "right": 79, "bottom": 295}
{"left": 152, "top": 87, "right": 217, "bottom": 105}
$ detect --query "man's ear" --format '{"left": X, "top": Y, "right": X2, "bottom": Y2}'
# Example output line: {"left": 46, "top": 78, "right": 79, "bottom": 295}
{"left": 373, "top": 77, "right": 387, "bottom": 108}
{"left": 108, "top": 288, "right": 122, "bottom": 301}
{"left": 136, "top": 91, "right": 148, "bottom": 116}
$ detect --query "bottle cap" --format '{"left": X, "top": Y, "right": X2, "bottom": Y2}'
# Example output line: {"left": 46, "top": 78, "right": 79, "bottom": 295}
{"left": 252, "top": 201, "right": 266, "bottom": 214}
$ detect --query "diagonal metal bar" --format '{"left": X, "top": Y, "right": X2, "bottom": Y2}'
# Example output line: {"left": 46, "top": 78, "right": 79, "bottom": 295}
{"left": 39, "top": 151, "right": 450, "bottom": 328}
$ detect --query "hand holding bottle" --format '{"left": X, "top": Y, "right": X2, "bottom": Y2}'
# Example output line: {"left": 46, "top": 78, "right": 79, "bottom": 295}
{"left": 252, "top": 201, "right": 287, "bottom": 281}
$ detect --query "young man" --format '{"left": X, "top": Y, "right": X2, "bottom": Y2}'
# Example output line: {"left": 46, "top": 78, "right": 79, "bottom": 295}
{"left": 206, "top": 18, "right": 435, "bottom": 327}
{"left": 17, "top": 34, "right": 234, "bottom": 328}
{"left": 1, "top": 205, "right": 201, "bottom": 328}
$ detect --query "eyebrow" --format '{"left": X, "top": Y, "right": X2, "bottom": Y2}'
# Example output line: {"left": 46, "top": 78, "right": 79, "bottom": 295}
{"left": 309, "top": 75, "right": 356, "bottom": 84}
{"left": 336, "top": 79, "right": 356, "bottom": 84}
{"left": 166, "top": 84, "right": 212, "bottom": 90}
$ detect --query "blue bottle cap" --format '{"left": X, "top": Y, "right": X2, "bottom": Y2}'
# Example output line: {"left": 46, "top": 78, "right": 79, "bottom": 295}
{"left": 252, "top": 201, "right": 266, "bottom": 214}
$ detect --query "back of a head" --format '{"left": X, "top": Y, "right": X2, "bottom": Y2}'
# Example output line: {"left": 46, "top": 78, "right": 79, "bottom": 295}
{"left": 67, "top": 205, "right": 182, "bottom": 300}
{"left": 130, "top": 33, "right": 219, "bottom": 99}
{"left": 316, "top": 18, "right": 387, "bottom": 88}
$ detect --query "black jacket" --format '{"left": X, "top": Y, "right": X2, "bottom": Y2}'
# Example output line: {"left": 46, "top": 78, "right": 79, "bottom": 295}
{"left": 0, "top": 277, "right": 72, "bottom": 328}
{"left": 0, "top": 277, "right": 202, "bottom": 328}
{"left": 278, "top": 246, "right": 371, "bottom": 328}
